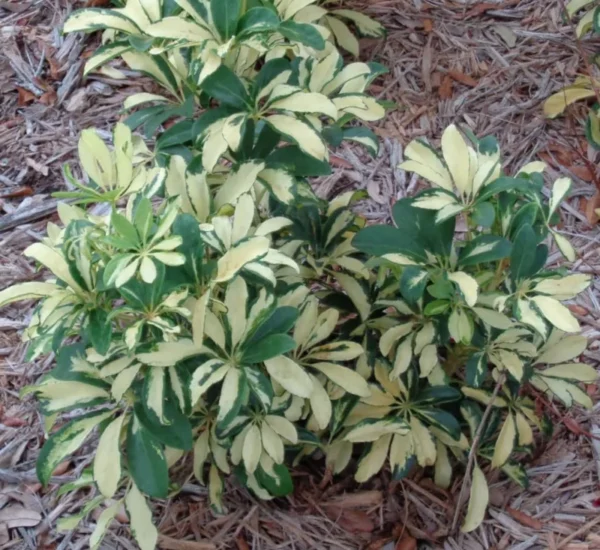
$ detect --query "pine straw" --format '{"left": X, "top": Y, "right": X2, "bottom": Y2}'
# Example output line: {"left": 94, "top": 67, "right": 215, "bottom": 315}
{"left": 1, "top": 0, "right": 600, "bottom": 548}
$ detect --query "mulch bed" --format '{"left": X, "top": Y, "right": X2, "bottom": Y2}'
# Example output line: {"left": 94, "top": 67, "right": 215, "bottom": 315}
{"left": 1, "top": 0, "right": 600, "bottom": 548}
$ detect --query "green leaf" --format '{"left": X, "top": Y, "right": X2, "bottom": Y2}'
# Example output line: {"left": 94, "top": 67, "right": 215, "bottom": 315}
{"left": 245, "top": 306, "right": 299, "bottom": 345}
{"left": 424, "top": 299, "right": 450, "bottom": 316}
{"left": 127, "top": 414, "right": 169, "bottom": 498}
{"left": 245, "top": 369, "right": 274, "bottom": 410}
{"left": 111, "top": 212, "right": 140, "bottom": 247}
{"left": 133, "top": 197, "right": 153, "bottom": 241}
{"left": 267, "top": 145, "right": 331, "bottom": 176}
{"left": 413, "top": 385, "right": 462, "bottom": 405}
{"left": 458, "top": 235, "right": 512, "bottom": 267}
{"left": 586, "top": 108, "right": 600, "bottom": 149}
{"left": 472, "top": 201, "right": 495, "bottom": 228}
{"left": 416, "top": 408, "right": 461, "bottom": 440}
{"left": 279, "top": 21, "right": 325, "bottom": 50}
{"left": 475, "top": 177, "right": 530, "bottom": 203}
{"left": 254, "top": 58, "right": 290, "bottom": 94}
{"left": 202, "top": 65, "right": 251, "bottom": 110}
{"left": 217, "top": 369, "right": 249, "bottom": 428}
{"left": 392, "top": 198, "right": 454, "bottom": 259}
{"left": 254, "top": 462, "right": 293, "bottom": 497}
{"left": 37, "top": 410, "right": 113, "bottom": 486}
{"left": 241, "top": 334, "right": 297, "bottom": 363}
{"left": 88, "top": 309, "right": 112, "bottom": 356}
{"left": 51, "top": 343, "right": 108, "bottom": 387}
{"left": 466, "top": 351, "right": 487, "bottom": 387}
{"left": 508, "top": 202, "right": 540, "bottom": 240}
{"left": 171, "top": 214, "right": 206, "bottom": 285}
{"left": 510, "top": 224, "right": 538, "bottom": 282}
{"left": 156, "top": 120, "right": 194, "bottom": 149}
{"left": 352, "top": 225, "right": 426, "bottom": 261}
{"left": 343, "top": 126, "right": 379, "bottom": 156}
{"left": 238, "top": 7, "right": 279, "bottom": 37}
{"left": 211, "top": 0, "right": 242, "bottom": 40}
{"left": 427, "top": 279, "right": 454, "bottom": 299}
{"left": 400, "top": 266, "right": 429, "bottom": 304}
{"left": 134, "top": 397, "right": 193, "bottom": 451}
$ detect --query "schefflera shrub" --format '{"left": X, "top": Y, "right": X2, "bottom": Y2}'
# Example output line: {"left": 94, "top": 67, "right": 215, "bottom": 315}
{"left": 0, "top": 1, "right": 596, "bottom": 548}
{"left": 350, "top": 124, "right": 597, "bottom": 532}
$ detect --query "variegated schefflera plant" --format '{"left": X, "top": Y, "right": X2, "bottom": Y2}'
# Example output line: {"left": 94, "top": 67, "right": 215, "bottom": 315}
{"left": 0, "top": 1, "right": 596, "bottom": 548}
{"left": 0, "top": 0, "right": 389, "bottom": 549}
{"left": 348, "top": 124, "right": 598, "bottom": 532}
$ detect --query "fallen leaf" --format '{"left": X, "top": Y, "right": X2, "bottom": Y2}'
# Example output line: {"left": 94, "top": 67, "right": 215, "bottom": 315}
{"left": 439, "top": 75, "right": 453, "bottom": 99}
{"left": 448, "top": 70, "right": 478, "bottom": 87}
{"left": 330, "top": 155, "right": 353, "bottom": 169}
{"left": 569, "top": 165, "right": 594, "bottom": 183}
{"left": 46, "top": 52, "right": 62, "bottom": 80}
{"left": 39, "top": 88, "right": 57, "bottom": 106}
{"left": 423, "top": 18, "right": 433, "bottom": 33}
{"left": 563, "top": 417, "right": 585, "bottom": 436}
{"left": 583, "top": 191, "right": 600, "bottom": 224}
{"left": 325, "top": 508, "right": 375, "bottom": 533}
{"left": 462, "top": 0, "right": 520, "bottom": 18}
{"left": 25, "top": 158, "right": 49, "bottom": 176}
{"left": 0, "top": 1, "right": 31, "bottom": 13}
{"left": 16, "top": 87, "right": 36, "bottom": 106}
{"left": 493, "top": 25, "right": 517, "bottom": 48}
{"left": 324, "top": 490, "right": 383, "bottom": 509}
{"left": 568, "top": 304, "right": 589, "bottom": 316}
{"left": 1, "top": 417, "right": 27, "bottom": 427}
{"left": 235, "top": 537, "right": 250, "bottom": 550}
{"left": 86, "top": 0, "right": 111, "bottom": 5}
{"left": 396, "top": 534, "right": 417, "bottom": 550}
{"left": 65, "top": 88, "right": 88, "bottom": 112}
{"left": 157, "top": 535, "right": 216, "bottom": 550}
{"left": 52, "top": 461, "right": 70, "bottom": 476}
{"left": 0, "top": 505, "right": 41, "bottom": 529}
{"left": 366, "top": 539, "right": 392, "bottom": 550}
{"left": 506, "top": 507, "right": 543, "bottom": 530}
{"left": 586, "top": 383, "right": 597, "bottom": 396}
{"left": 0, "top": 187, "right": 34, "bottom": 200}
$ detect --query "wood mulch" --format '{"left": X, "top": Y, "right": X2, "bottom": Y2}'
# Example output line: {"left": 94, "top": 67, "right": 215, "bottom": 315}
{"left": 1, "top": 0, "right": 600, "bottom": 548}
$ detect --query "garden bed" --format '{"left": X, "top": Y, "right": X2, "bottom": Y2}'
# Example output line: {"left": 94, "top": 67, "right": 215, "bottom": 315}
{"left": 1, "top": 0, "right": 599, "bottom": 548}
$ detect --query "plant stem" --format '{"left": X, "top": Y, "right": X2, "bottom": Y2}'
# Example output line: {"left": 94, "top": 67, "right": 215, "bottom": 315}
{"left": 450, "top": 373, "right": 506, "bottom": 533}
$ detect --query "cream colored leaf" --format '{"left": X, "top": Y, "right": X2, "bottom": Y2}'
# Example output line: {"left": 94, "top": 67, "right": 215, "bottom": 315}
{"left": 261, "top": 423, "right": 284, "bottom": 463}
{"left": 410, "top": 417, "right": 436, "bottom": 466}
{"left": 531, "top": 296, "right": 580, "bottom": 333}
{"left": 270, "top": 91, "right": 338, "bottom": 118}
{"left": 264, "top": 356, "right": 313, "bottom": 398}
{"left": 461, "top": 464, "right": 489, "bottom": 533}
{"left": 544, "top": 87, "right": 596, "bottom": 118}
{"left": 0, "top": 282, "right": 58, "bottom": 308}
{"left": 243, "top": 425, "right": 262, "bottom": 474}
{"left": 448, "top": 271, "right": 479, "bottom": 307}
{"left": 491, "top": 414, "right": 516, "bottom": 468}
{"left": 125, "top": 484, "right": 157, "bottom": 550}
{"left": 265, "top": 415, "right": 298, "bottom": 443}
{"left": 532, "top": 274, "right": 590, "bottom": 300}
{"left": 94, "top": 415, "right": 125, "bottom": 498}
{"left": 111, "top": 364, "right": 141, "bottom": 402}
{"left": 214, "top": 237, "right": 270, "bottom": 283}
{"left": 308, "top": 374, "right": 332, "bottom": 429}
{"left": 355, "top": 434, "right": 392, "bottom": 482}
{"left": 266, "top": 114, "right": 327, "bottom": 161}
{"left": 24, "top": 243, "right": 84, "bottom": 294}
{"left": 192, "top": 290, "right": 211, "bottom": 348}
{"left": 312, "top": 362, "right": 371, "bottom": 397}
